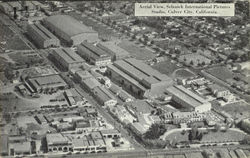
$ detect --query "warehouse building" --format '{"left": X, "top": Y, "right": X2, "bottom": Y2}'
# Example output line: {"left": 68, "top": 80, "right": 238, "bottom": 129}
{"left": 77, "top": 41, "right": 111, "bottom": 66}
{"left": 51, "top": 48, "right": 85, "bottom": 70}
{"left": 27, "top": 23, "right": 60, "bottom": 48}
{"left": 92, "top": 86, "right": 117, "bottom": 107}
{"left": 43, "top": 15, "right": 98, "bottom": 45}
{"left": 97, "top": 41, "right": 130, "bottom": 61}
{"left": 166, "top": 85, "right": 211, "bottom": 113}
{"left": 27, "top": 74, "right": 68, "bottom": 92}
{"left": 106, "top": 58, "right": 173, "bottom": 98}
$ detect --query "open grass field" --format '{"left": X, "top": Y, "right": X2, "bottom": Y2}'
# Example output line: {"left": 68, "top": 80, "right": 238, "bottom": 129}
{"left": 8, "top": 51, "right": 45, "bottom": 68}
{"left": 206, "top": 66, "right": 234, "bottom": 82}
{"left": 118, "top": 40, "right": 156, "bottom": 60}
{"left": 174, "top": 69, "right": 196, "bottom": 79}
{"left": 163, "top": 128, "right": 246, "bottom": 144}
{"left": 152, "top": 60, "right": 179, "bottom": 76}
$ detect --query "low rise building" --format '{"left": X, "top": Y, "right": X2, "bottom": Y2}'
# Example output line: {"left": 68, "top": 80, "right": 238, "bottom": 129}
{"left": 101, "top": 129, "right": 121, "bottom": 139}
{"left": 46, "top": 133, "right": 73, "bottom": 152}
{"left": 8, "top": 141, "right": 31, "bottom": 156}
{"left": 207, "top": 84, "right": 230, "bottom": 98}
{"left": 27, "top": 74, "right": 68, "bottom": 92}
{"left": 27, "top": 23, "right": 60, "bottom": 48}
{"left": 77, "top": 41, "right": 111, "bottom": 66}
{"left": 51, "top": 48, "right": 85, "bottom": 70}
{"left": 166, "top": 85, "right": 211, "bottom": 113}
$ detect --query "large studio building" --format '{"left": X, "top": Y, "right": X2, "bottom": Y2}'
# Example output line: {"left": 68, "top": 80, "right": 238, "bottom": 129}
{"left": 166, "top": 85, "right": 211, "bottom": 113}
{"left": 106, "top": 58, "right": 173, "bottom": 98}
{"left": 43, "top": 15, "right": 98, "bottom": 45}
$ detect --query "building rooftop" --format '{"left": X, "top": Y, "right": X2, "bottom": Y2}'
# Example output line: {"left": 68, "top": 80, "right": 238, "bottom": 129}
{"left": 100, "top": 129, "right": 120, "bottom": 135}
{"left": 97, "top": 41, "right": 130, "bottom": 58}
{"left": 44, "top": 15, "right": 96, "bottom": 37}
{"left": 93, "top": 86, "right": 116, "bottom": 103}
{"left": 207, "top": 84, "right": 228, "bottom": 92}
{"left": 107, "top": 64, "right": 146, "bottom": 91}
{"left": 72, "top": 136, "right": 89, "bottom": 147}
{"left": 46, "top": 133, "right": 69, "bottom": 145}
{"left": 29, "top": 23, "right": 59, "bottom": 41}
{"left": 166, "top": 85, "right": 207, "bottom": 108}
{"left": 53, "top": 48, "right": 84, "bottom": 64}
{"left": 78, "top": 41, "right": 110, "bottom": 60}
{"left": 127, "top": 100, "right": 154, "bottom": 115}
{"left": 91, "top": 131, "right": 103, "bottom": 140}
{"left": 29, "top": 74, "right": 67, "bottom": 89}
{"left": 113, "top": 58, "right": 171, "bottom": 85}
{"left": 82, "top": 78, "right": 101, "bottom": 90}
{"left": 9, "top": 142, "right": 31, "bottom": 153}
{"left": 0, "top": 135, "right": 8, "bottom": 154}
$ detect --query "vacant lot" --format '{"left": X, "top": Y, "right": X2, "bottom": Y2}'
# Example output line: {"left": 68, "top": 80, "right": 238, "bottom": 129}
{"left": 152, "top": 60, "right": 179, "bottom": 76}
{"left": 0, "top": 93, "right": 40, "bottom": 112}
{"left": 118, "top": 40, "right": 156, "bottom": 60}
{"left": 0, "top": 22, "right": 30, "bottom": 51}
{"left": 8, "top": 51, "right": 45, "bottom": 68}
{"left": 206, "top": 66, "right": 234, "bottom": 82}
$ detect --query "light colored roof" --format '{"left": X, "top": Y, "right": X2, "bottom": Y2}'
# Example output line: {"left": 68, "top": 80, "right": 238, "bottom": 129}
{"left": 100, "top": 129, "right": 120, "bottom": 135}
{"left": 46, "top": 133, "right": 69, "bottom": 145}
{"left": 72, "top": 138, "right": 89, "bottom": 148}
{"left": 207, "top": 84, "right": 228, "bottom": 92}
{"left": 166, "top": 85, "right": 207, "bottom": 108}
{"left": 10, "top": 142, "right": 31, "bottom": 153}
{"left": 91, "top": 131, "right": 102, "bottom": 139}
{"left": 44, "top": 15, "right": 96, "bottom": 37}
{"left": 29, "top": 74, "right": 67, "bottom": 88}
{"left": 0, "top": 135, "right": 8, "bottom": 153}
{"left": 128, "top": 100, "right": 154, "bottom": 114}
{"left": 82, "top": 78, "right": 101, "bottom": 90}
{"left": 53, "top": 48, "right": 84, "bottom": 64}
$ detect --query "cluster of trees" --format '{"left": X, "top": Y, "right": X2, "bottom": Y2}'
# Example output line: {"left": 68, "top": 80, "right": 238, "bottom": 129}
{"left": 188, "top": 126, "right": 203, "bottom": 141}
{"left": 141, "top": 124, "right": 168, "bottom": 149}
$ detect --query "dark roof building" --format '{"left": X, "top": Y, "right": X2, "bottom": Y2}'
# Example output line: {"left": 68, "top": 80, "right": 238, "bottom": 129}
{"left": 27, "top": 23, "right": 60, "bottom": 48}
{"left": 43, "top": 15, "right": 98, "bottom": 45}
{"left": 51, "top": 48, "right": 85, "bottom": 70}
{"left": 77, "top": 41, "right": 111, "bottom": 66}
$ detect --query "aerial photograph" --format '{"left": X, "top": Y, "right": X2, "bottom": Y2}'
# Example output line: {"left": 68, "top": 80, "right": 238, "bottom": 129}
{"left": 0, "top": 0, "right": 249, "bottom": 158}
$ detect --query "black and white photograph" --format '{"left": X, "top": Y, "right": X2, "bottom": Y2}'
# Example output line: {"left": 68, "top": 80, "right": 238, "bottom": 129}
{"left": 0, "top": 0, "right": 249, "bottom": 158}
